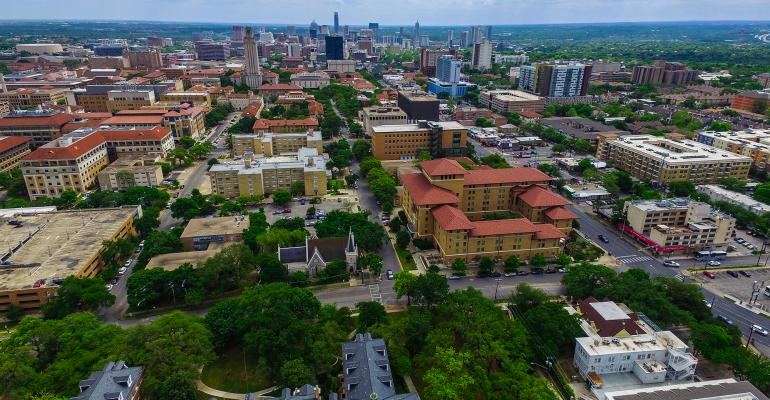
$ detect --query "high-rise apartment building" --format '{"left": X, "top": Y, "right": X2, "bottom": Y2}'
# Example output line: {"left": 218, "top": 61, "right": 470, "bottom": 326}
{"left": 631, "top": 60, "right": 699, "bottom": 86}
{"left": 333, "top": 12, "right": 340, "bottom": 34}
{"left": 325, "top": 35, "right": 344, "bottom": 60}
{"left": 429, "top": 55, "right": 468, "bottom": 98}
{"left": 472, "top": 40, "right": 492, "bottom": 71}
{"left": 518, "top": 63, "right": 592, "bottom": 98}
{"left": 232, "top": 26, "right": 245, "bottom": 42}
{"left": 194, "top": 41, "right": 230, "bottom": 61}
{"left": 242, "top": 27, "right": 263, "bottom": 89}
{"left": 419, "top": 48, "right": 454, "bottom": 76}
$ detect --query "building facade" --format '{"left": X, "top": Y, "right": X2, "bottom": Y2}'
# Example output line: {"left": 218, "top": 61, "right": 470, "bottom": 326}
{"left": 0, "top": 136, "right": 31, "bottom": 172}
{"left": 479, "top": 90, "right": 545, "bottom": 113}
{"left": 399, "top": 158, "right": 574, "bottom": 263}
{"left": 0, "top": 111, "right": 74, "bottom": 146}
{"left": 371, "top": 121, "right": 468, "bottom": 160}
{"left": 519, "top": 63, "right": 592, "bottom": 98}
{"left": 208, "top": 148, "right": 329, "bottom": 198}
{"left": 0, "top": 88, "right": 68, "bottom": 109}
{"left": 290, "top": 71, "right": 331, "bottom": 89}
{"left": 97, "top": 155, "right": 164, "bottom": 191}
{"left": 397, "top": 90, "right": 439, "bottom": 121}
{"left": 596, "top": 134, "right": 752, "bottom": 185}
{"left": 231, "top": 131, "right": 323, "bottom": 157}
{"left": 359, "top": 106, "right": 408, "bottom": 136}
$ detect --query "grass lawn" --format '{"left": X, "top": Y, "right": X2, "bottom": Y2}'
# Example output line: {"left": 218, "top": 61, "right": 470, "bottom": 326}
{"left": 396, "top": 248, "right": 417, "bottom": 271}
{"left": 200, "top": 346, "right": 274, "bottom": 394}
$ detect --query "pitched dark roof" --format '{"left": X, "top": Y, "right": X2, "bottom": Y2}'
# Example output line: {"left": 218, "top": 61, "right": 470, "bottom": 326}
{"left": 278, "top": 246, "right": 306, "bottom": 263}
{"left": 307, "top": 237, "right": 348, "bottom": 262}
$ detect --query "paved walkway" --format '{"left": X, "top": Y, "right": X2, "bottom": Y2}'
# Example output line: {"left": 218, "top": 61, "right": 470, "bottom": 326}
{"left": 195, "top": 377, "right": 277, "bottom": 400}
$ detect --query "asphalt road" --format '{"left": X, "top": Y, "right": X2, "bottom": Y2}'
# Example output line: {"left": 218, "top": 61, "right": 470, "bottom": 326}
{"left": 569, "top": 203, "right": 770, "bottom": 355}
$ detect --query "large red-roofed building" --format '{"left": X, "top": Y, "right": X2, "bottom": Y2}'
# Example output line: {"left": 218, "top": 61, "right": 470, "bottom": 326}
{"left": 22, "top": 126, "right": 174, "bottom": 199}
{"left": 399, "top": 158, "right": 573, "bottom": 264}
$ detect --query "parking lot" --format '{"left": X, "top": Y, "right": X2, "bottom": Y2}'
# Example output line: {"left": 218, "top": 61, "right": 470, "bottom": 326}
{"left": 730, "top": 228, "right": 767, "bottom": 257}
{"left": 262, "top": 193, "right": 361, "bottom": 227}
{"left": 697, "top": 267, "right": 770, "bottom": 306}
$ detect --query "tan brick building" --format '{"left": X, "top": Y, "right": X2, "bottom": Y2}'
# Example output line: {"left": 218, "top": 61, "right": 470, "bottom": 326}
{"left": 0, "top": 111, "right": 75, "bottom": 147}
{"left": 371, "top": 121, "right": 468, "bottom": 160}
{"left": 231, "top": 131, "right": 323, "bottom": 157}
{"left": 596, "top": 134, "right": 752, "bottom": 185}
{"left": 209, "top": 148, "right": 329, "bottom": 198}
{"left": 0, "top": 88, "right": 68, "bottom": 109}
{"left": 252, "top": 117, "right": 319, "bottom": 134}
{"left": 399, "top": 158, "right": 574, "bottom": 263}
{"left": 97, "top": 155, "right": 165, "bottom": 191}
{"left": 0, "top": 136, "right": 32, "bottom": 172}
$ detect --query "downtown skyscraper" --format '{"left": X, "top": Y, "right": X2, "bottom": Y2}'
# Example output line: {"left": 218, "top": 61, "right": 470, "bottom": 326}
{"left": 333, "top": 12, "right": 340, "bottom": 33}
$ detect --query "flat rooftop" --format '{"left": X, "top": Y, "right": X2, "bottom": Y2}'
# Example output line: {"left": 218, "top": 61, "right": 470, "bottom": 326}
{"left": 0, "top": 207, "right": 139, "bottom": 291}
{"left": 371, "top": 121, "right": 467, "bottom": 133}
{"left": 575, "top": 330, "right": 687, "bottom": 357}
{"left": 611, "top": 135, "right": 753, "bottom": 164}
{"left": 180, "top": 215, "right": 249, "bottom": 239}
{"left": 209, "top": 149, "right": 328, "bottom": 174}
{"left": 483, "top": 89, "right": 543, "bottom": 101}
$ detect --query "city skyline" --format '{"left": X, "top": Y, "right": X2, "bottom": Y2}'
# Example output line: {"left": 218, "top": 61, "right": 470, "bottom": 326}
{"left": 3, "top": 0, "right": 770, "bottom": 25}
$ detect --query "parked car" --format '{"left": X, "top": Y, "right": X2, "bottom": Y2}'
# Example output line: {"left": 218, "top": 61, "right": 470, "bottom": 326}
{"left": 740, "top": 270, "right": 752, "bottom": 277}
{"left": 517, "top": 271, "right": 529, "bottom": 276}
{"left": 448, "top": 275, "right": 462, "bottom": 280}
{"left": 124, "top": 260, "right": 131, "bottom": 267}
{"left": 118, "top": 267, "right": 128, "bottom": 275}
{"left": 663, "top": 260, "right": 680, "bottom": 267}
{"left": 282, "top": 208, "right": 291, "bottom": 214}
{"left": 598, "top": 234, "right": 609, "bottom": 243}
{"left": 492, "top": 272, "right": 502, "bottom": 277}
{"left": 273, "top": 210, "right": 283, "bottom": 215}
{"left": 531, "top": 268, "right": 544, "bottom": 275}
{"left": 718, "top": 315, "right": 734, "bottom": 325}
{"left": 111, "top": 277, "right": 119, "bottom": 285}
{"left": 753, "top": 324, "right": 769, "bottom": 336}
{"left": 703, "top": 271, "right": 716, "bottom": 279}
{"left": 707, "top": 260, "right": 721, "bottom": 267}
{"left": 727, "top": 270, "right": 740, "bottom": 278}
{"left": 386, "top": 269, "right": 394, "bottom": 280}
{"left": 106, "top": 284, "right": 114, "bottom": 291}
{"left": 504, "top": 272, "right": 517, "bottom": 277}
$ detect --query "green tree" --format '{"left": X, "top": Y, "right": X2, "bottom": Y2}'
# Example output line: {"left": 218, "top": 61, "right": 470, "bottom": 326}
{"left": 290, "top": 180, "right": 305, "bottom": 195}
{"left": 272, "top": 189, "right": 292, "bottom": 206}
{"left": 314, "top": 210, "right": 387, "bottom": 251}
{"left": 478, "top": 256, "right": 495, "bottom": 277}
{"left": 280, "top": 359, "right": 315, "bottom": 388}
{"left": 754, "top": 183, "right": 770, "bottom": 205}
{"left": 504, "top": 255, "right": 521, "bottom": 272}
{"left": 416, "top": 150, "right": 433, "bottom": 161}
{"left": 352, "top": 140, "right": 372, "bottom": 161}
{"left": 412, "top": 272, "right": 449, "bottom": 307}
{"left": 480, "top": 153, "right": 510, "bottom": 168}
{"left": 423, "top": 347, "right": 475, "bottom": 400}
{"left": 668, "top": 180, "right": 697, "bottom": 197}
{"left": 561, "top": 263, "right": 617, "bottom": 299}
{"left": 396, "top": 229, "right": 411, "bottom": 249}
{"left": 42, "top": 277, "right": 115, "bottom": 319}
{"left": 359, "top": 157, "right": 382, "bottom": 177}
{"left": 708, "top": 121, "right": 733, "bottom": 131}
{"left": 5, "top": 303, "right": 23, "bottom": 322}
{"left": 358, "top": 253, "right": 384, "bottom": 279}
{"left": 451, "top": 258, "right": 467, "bottom": 276}
{"left": 393, "top": 271, "right": 418, "bottom": 304}
{"left": 530, "top": 253, "right": 548, "bottom": 268}
{"left": 357, "top": 301, "right": 387, "bottom": 331}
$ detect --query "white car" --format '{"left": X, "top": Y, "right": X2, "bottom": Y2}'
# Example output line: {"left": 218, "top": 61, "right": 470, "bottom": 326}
{"left": 105, "top": 284, "right": 114, "bottom": 291}
{"left": 753, "top": 324, "right": 769, "bottom": 336}
{"left": 124, "top": 260, "right": 132, "bottom": 267}
{"left": 118, "top": 267, "right": 128, "bottom": 275}
{"left": 663, "top": 260, "right": 681, "bottom": 268}
{"left": 707, "top": 260, "right": 721, "bottom": 267}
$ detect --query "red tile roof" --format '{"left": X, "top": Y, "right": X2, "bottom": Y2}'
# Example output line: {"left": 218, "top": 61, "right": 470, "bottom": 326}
{"left": 24, "top": 126, "right": 171, "bottom": 161}
{"left": 518, "top": 185, "right": 570, "bottom": 208}
{"left": 117, "top": 109, "right": 168, "bottom": 115}
{"left": 101, "top": 115, "right": 164, "bottom": 125}
{"left": 463, "top": 167, "right": 551, "bottom": 186}
{"left": 420, "top": 158, "right": 467, "bottom": 176}
{"left": 545, "top": 206, "right": 577, "bottom": 220}
{"left": 431, "top": 205, "right": 474, "bottom": 231}
{"left": 0, "top": 113, "right": 74, "bottom": 128}
{"left": 252, "top": 117, "right": 319, "bottom": 131}
{"left": 470, "top": 218, "right": 538, "bottom": 237}
{"left": 400, "top": 172, "right": 459, "bottom": 206}
{"left": 533, "top": 223, "right": 567, "bottom": 240}
{"left": 519, "top": 110, "right": 542, "bottom": 119}
{"left": 0, "top": 136, "right": 31, "bottom": 153}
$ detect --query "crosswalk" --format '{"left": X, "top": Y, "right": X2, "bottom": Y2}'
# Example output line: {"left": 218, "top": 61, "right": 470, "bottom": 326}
{"left": 368, "top": 284, "right": 382, "bottom": 304}
{"left": 675, "top": 274, "right": 685, "bottom": 282}
{"left": 616, "top": 255, "right": 654, "bottom": 264}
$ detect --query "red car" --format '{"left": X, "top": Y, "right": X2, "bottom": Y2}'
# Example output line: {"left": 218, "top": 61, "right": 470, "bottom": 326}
{"left": 282, "top": 208, "right": 291, "bottom": 214}
{"left": 703, "top": 271, "right": 716, "bottom": 279}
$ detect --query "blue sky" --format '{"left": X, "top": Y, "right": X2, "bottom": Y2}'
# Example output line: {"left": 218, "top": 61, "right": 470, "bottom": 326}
{"left": 4, "top": 0, "right": 770, "bottom": 25}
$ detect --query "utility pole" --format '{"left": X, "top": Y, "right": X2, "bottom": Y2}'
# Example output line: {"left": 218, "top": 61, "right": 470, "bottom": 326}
{"left": 746, "top": 327, "right": 755, "bottom": 349}
{"left": 493, "top": 278, "right": 502, "bottom": 301}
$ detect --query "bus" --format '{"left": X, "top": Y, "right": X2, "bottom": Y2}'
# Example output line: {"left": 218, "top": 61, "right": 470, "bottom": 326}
{"left": 695, "top": 250, "right": 727, "bottom": 261}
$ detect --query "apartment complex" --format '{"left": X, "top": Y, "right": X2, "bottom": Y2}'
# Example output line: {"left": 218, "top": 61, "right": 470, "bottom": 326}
{"left": 371, "top": 121, "right": 468, "bottom": 160}
{"left": 596, "top": 134, "right": 752, "bottom": 185}
{"left": 518, "top": 63, "right": 592, "bottom": 98}
{"left": 209, "top": 148, "right": 329, "bottom": 198}
{"left": 252, "top": 117, "right": 319, "bottom": 134}
{"left": 0, "top": 110, "right": 74, "bottom": 146}
{"left": 572, "top": 298, "right": 697, "bottom": 389}
{"left": 22, "top": 126, "right": 174, "bottom": 199}
{"left": 478, "top": 90, "right": 545, "bottom": 113}
{"left": 631, "top": 60, "right": 699, "bottom": 86}
{"left": 621, "top": 198, "right": 735, "bottom": 253}
{"left": 0, "top": 87, "right": 67, "bottom": 109}
{"left": 0, "top": 207, "right": 139, "bottom": 312}
{"left": 359, "top": 106, "right": 408, "bottom": 136}
{"left": 231, "top": 131, "right": 323, "bottom": 157}
{"left": 97, "top": 155, "right": 164, "bottom": 191}
{"left": 0, "top": 136, "right": 32, "bottom": 172}
{"left": 67, "top": 84, "right": 172, "bottom": 112}
{"left": 696, "top": 129, "right": 770, "bottom": 171}
{"left": 399, "top": 158, "right": 574, "bottom": 263}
